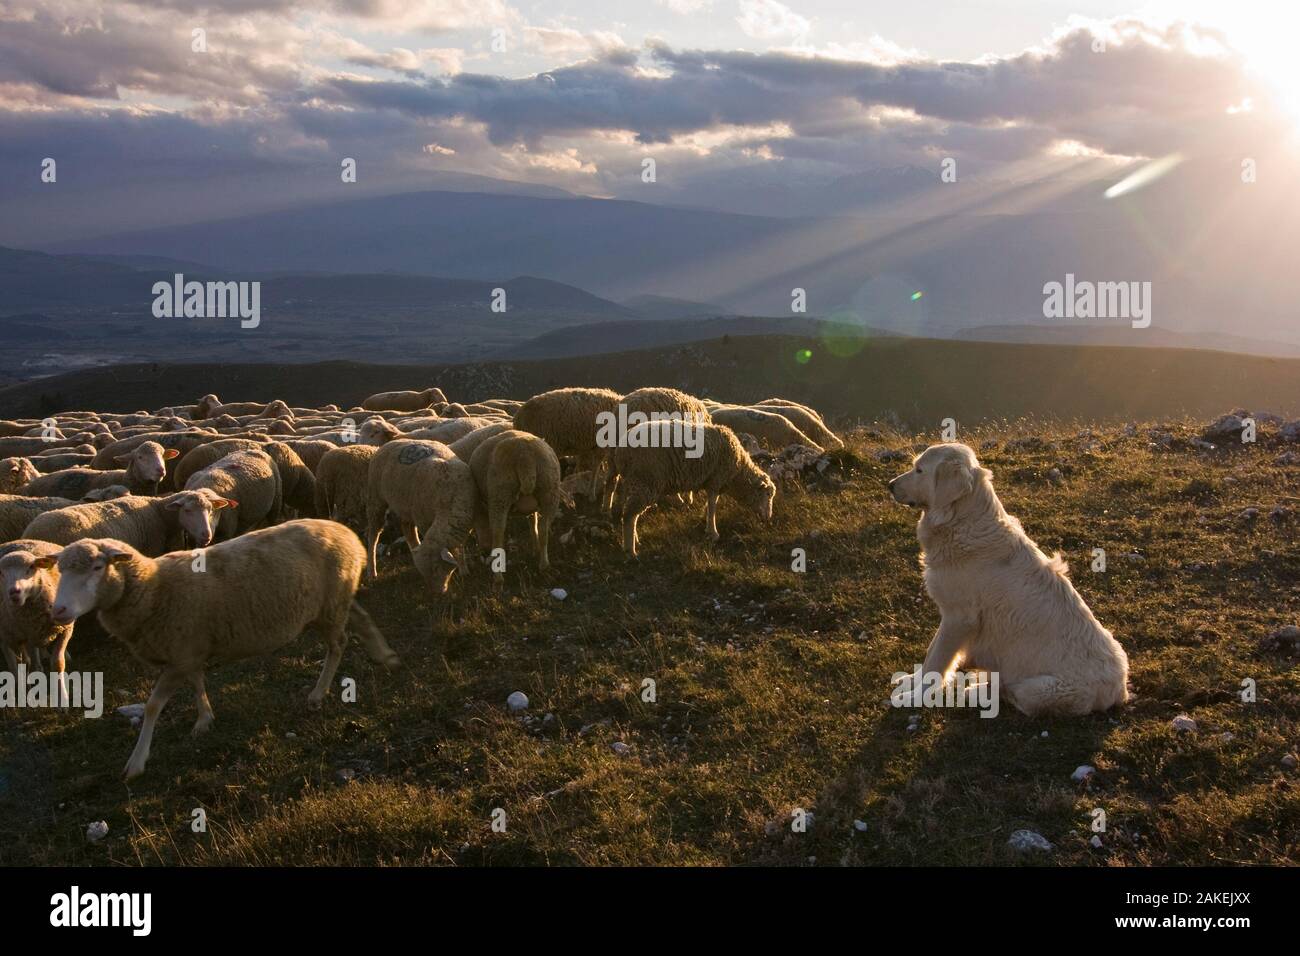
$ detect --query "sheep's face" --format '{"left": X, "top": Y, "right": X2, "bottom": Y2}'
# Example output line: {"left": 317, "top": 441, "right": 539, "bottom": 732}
{"left": 359, "top": 419, "right": 399, "bottom": 445}
{"left": 1, "top": 552, "right": 49, "bottom": 608}
{"left": 1, "top": 457, "right": 39, "bottom": 493}
{"left": 732, "top": 469, "right": 776, "bottom": 520}
{"left": 413, "top": 541, "right": 461, "bottom": 595}
{"left": 44, "top": 540, "right": 134, "bottom": 624}
{"left": 165, "top": 490, "right": 235, "bottom": 547}
{"left": 120, "top": 441, "right": 175, "bottom": 488}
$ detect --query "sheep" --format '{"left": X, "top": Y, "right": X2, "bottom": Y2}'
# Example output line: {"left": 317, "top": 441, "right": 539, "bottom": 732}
{"left": 184, "top": 449, "right": 282, "bottom": 543}
{"left": 1, "top": 457, "right": 40, "bottom": 493}
{"left": 612, "top": 421, "right": 775, "bottom": 557}
{"left": 405, "top": 418, "right": 494, "bottom": 444}
{"left": 313, "top": 445, "right": 377, "bottom": 531}
{"left": 21, "top": 441, "right": 177, "bottom": 499}
{"left": 468, "top": 430, "right": 565, "bottom": 579}
{"left": 81, "top": 485, "right": 132, "bottom": 502}
{"left": 478, "top": 398, "right": 524, "bottom": 414}
{"left": 0, "top": 434, "right": 99, "bottom": 457}
{"left": 747, "top": 401, "right": 842, "bottom": 449}
{"left": 91, "top": 430, "right": 217, "bottom": 474}
{"left": 0, "top": 495, "right": 76, "bottom": 543}
{"left": 364, "top": 439, "right": 476, "bottom": 595}
{"left": 0, "top": 539, "right": 74, "bottom": 686}
{"left": 23, "top": 490, "right": 230, "bottom": 555}
{"left": 361, "top": 387, "right": 447, "bottom": 412}
{"left": 173, "top": 438, "right": 265, "bottom": 490}
{"left": 41, "top": 519, "right": 400, "bottom": 779}
{"left": 27, "top": 446, "right": 97, "bottom": 473}
{"left": 284, "top": 439, "right": 335, "bottom": 473}
{"left": 359, "top": 418, "right": 402, "bottom": 445}
{"left": 600, "top": 387, "right": 714, "bottom": 509}
{"left": 512, "top": 387, "right": 623, "bottom": 497}
{"left": 447, "top": 421, "right": 514, "bottom": 461}
{"left": 192, "top": 395, "right": 286, "bottom": 420}
{"left": 706, "top": 406, "right": 823, "bottom": 453}
{"left": 265, "top": 443, "right": 316, "bottom": 517}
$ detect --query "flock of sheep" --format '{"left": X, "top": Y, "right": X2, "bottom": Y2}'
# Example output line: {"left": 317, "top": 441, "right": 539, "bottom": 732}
{"left": 0, "top": 385, "right": 840, "bottom": 779}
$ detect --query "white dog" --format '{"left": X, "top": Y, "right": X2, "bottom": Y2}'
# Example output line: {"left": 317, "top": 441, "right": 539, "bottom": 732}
{"left": 889, "top": 442, "right": 1128, "bottom": 716}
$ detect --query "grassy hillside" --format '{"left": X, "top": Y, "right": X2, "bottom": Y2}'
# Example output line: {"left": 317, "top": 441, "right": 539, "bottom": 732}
{"left": 2, "top": 334, "right": 1299, "bottom": 425}
{"left": 1, "top": 418, "right": 1296, "bottom": 865}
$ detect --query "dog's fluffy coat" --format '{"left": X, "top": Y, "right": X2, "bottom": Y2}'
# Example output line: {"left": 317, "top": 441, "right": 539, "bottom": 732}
{"left": 889, "top": 443, "right": 1128, "bottom": 716}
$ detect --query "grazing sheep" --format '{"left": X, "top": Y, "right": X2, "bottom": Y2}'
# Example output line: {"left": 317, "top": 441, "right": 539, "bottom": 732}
{"left": 184, "top": 449, "right": 282, "bottom": 542}
{"left": 513, "top": 387, "right": 623, "bottom": 497}
{"left": 747, "top": 401, "right": 842, "bottom": 449}
{"left": 468, "top": 430, "right": 566, "bottom": 579}
{"left": 42, "top": 519, "right": 400, "bottom": 779}
{"left": 364, "top": 440, "right": 476, "bottom": 594}
{"left": 0, "top": 539, "right": 74, "bottom": 683}
{"left": 447, "top": 421, "right": 514, "bottom": 461}
{"left": 21, "top": 441, "right": 177, "bottom": 499}
{"left": 612, "top": 421, "right": 776, "bottom": 556}
{"left": 284, "top": 439, "right": 335, "bottom": 473}
{"left": 361, "top": 387, "right": 447, "bottom": 412}
{"left": 0, "top": 495, "right": 76, "bottom": 543}
{"left": 1, "top": 457, "right": 40, "bottom": 493}
{"left": 24, "top": 490, "right": 229, "bottom": 555}
{"left": 313, "top": 445, "right": 377, "bottom": 530}
{"left": 707, "top": 407, "right": 822, "bottom": 453}
{"left": 600, "top": 387, "right": 714, "bottom": 509}
{"left": 27, "top": 446, "right": 97, "bottom": 473}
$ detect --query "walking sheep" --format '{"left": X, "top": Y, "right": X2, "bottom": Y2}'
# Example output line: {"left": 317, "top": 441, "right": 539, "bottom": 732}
{"left": 364, "top": 440, "right": 476, "bottom": 595}
{"left": 468, "top": 430, "right": 566, "bottom": 580}
{"left": 612, "top": 421, "right": 775, "bottom": 557}
{"left": 40, "top": 519, "right": 401, "bottom": 779}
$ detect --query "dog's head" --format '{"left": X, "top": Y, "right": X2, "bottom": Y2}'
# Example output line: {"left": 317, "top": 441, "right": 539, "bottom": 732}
{"left": 889, "top": 442, "right": 990, "bottom": 526}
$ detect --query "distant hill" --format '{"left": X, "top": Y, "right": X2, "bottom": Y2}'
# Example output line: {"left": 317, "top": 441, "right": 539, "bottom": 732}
{"left": 955, "top": 323, "right": 1300, "bottom": 359}
{"left": 619, "top": 294, "right": 730, "bottom": 320}
{"left": 3, "top": 334, "right": 1297, "bottom": 425}
{"left": 495, "top": 315, "right": 899, "bottom": 360}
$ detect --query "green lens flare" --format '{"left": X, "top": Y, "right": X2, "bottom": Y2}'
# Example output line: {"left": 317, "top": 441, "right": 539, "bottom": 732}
{"left": 795, "top": 348, "right": 812, "bottom": 364}
{"left": 911, "top": 291, "right": 923, "bottom": 301}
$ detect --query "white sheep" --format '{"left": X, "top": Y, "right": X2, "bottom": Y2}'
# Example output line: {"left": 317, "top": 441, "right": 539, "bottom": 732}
{"left": 0, "top": 538, "right": 74, "bottom": 683}
{"left": 21, "top": 441, "right": 177, "bottom": 499}
{"left": 40, "top": 519, "right": 400, "bottom": 779}
{"left": 513, "top": 387, "right": 623, "bottom": 499}
{"left": 0, "top": 495, "right": 77, "bottom": 544}
{"left": 26, "top": 446, "right": 97, "bottom": 473}
{"left": 706, "top": 406, "right": 823, "bottom": 453}
{"left": 612, "top": 421, "right": 775, "bottom": 556}
{"left": 745, "top": 400, "right": 842, "bottom": 449}
{"left": 361, "top": 388, "right": 447, "bottom": 412}
{"left": 364, "top": 439, "right": 476, "bottom": 595}
{"left": 1, "top": 457, "right": 40, "bottom": 493}
{"left": 183, "top": 449, "right": 282, "bottom": 543}
{"left": 314, "top": 444, "right": 378, "bottom": 531}
{"left": 447, "top": 421, "right": 514, "bottom": 461}
{"left": 468, "top": 430, "right": 567, "bottom": 579}
{"left": 23, "top": 490, "right": 231, "bottom": 555}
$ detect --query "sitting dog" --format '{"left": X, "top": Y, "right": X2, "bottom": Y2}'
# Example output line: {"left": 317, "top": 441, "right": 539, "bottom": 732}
{"left": 889, "top": 442, "right": 1128, "bottom": 716}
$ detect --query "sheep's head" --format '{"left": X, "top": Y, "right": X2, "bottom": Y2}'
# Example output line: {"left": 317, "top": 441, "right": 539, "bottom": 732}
{"left": 413, "top": 541, "right": 463, "bottom": 596}
{"left": 0, "top": 457, "right": 39, "bottom": 493}
{"left": 1, "top": 549, "right": 56, "bottom": 609}
{"left": 359, "top": 418, "right": 400, "bottom": 446}
{"left": 729, "top": 466, "right": 776, "bottom": 521}
{"left": 42, "top": 539, "right": 141, "bottom": 624}
{"left": 164, "top": 489, "right": 236, "bottom": 547}
{"left": 194, "top": 394, "right": 222, "bottom": 419}
{"left": 119, "top": 440, "right": 177, "bottom": 490}
{"left": 81, "top": 485, "right": 132, "bottom": 503}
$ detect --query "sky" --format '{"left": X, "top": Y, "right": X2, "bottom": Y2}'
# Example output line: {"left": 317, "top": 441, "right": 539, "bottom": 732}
{"left": 0, "top": 0, "right": 1296, "bottom": 243}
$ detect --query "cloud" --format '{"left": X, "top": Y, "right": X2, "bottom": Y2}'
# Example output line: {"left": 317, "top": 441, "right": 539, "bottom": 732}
{"left": 736, "top": 0, "right": 810, "bottom": 41}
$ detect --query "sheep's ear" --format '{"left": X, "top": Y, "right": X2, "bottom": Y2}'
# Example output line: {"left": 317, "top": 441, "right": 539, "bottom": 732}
{"left": 107, "top": 552, "right": 133, "bottom": 565}
{"left": 31, "top": 555, "right": 58, "bottom": 570}
{"left": 216, "top": 498, "right": 238, "bottom": 510}
{"left": 164, "top": 449, "right": 180, "bottom": 460}
{"left": 114, "top": 454, "right": 131, "bottom": 465}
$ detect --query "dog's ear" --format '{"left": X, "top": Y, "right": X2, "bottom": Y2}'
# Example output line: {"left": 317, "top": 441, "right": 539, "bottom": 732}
{"left": 927, "top": 458, "right": 974, "bottom": 526}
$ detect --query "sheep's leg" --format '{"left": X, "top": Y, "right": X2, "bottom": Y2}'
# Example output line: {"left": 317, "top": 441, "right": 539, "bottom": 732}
{"left": 705, "top": 492, "right": 720, "bottom": 541}
{"left": 2, "top": 643, "right": 19, "bottom": 676}
{"left": 601, "top": 470, "right": 620, "bottom": 514}
{"left": 535, "top": 503, "right": 555, "bottom": 572}
{"left": 308, "top": 622, "right": 347, "bottom": 709}
{"left": 124, "top": 668, "right": 187, "bottom": 780}
{"left": 52, "top": 626, "right": 73, "bottom": 707}
{"left": 489, "top": 500, "right": 510, "bottom": 585}
{"left": 401, "top": 521, "right": 420, "bottom": 550}
{"left": 364, "top": 500, "right": 387, "bottom": 581}
{"left": 190, "top": 672, "right": 215, "bottom": 736}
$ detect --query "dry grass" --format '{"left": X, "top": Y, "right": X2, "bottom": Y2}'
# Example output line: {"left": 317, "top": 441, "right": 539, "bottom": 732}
{"left": 1, "top": 417, "right": 1297, "bottom": 866}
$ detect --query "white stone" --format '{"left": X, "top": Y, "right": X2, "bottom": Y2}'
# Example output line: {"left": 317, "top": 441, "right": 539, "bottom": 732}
{"left": 549, "top": 588, "right": 568, "bottom": 600}
{"left": 1008, "top": 829, "right": 1052, "bottom": 853}
{"left": 1171, "top": 714, "right": 1198, "bottom": 732}
{"left": 1071, "top": 765, "right": 1095, "bottom": 782}
{"left": 507, "top": 691, "right": 529, "bottom": 712}
{"left": 86, "top": 821, "right": 109, "bottom": 842}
